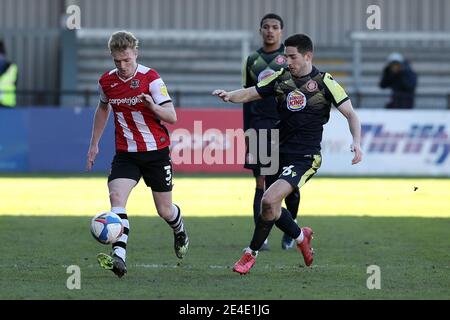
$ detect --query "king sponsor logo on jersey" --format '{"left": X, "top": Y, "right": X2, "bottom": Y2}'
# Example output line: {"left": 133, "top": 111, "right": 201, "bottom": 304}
{"left": 286, "top": 90, "right": 307, "bottom": 111}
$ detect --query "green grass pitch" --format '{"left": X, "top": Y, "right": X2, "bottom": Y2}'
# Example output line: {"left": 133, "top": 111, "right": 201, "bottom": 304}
{"left": 0, "top": 175, "right": 449, "bottom": 299}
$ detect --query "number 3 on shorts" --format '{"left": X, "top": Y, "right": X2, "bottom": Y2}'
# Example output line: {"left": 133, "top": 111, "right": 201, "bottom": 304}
{"left": 164, "top": 165, "right": 172, "bottom": 186}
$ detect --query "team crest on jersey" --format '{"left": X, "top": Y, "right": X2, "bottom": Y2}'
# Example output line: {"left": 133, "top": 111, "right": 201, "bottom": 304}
{"left": 275, "top": 55, "right": 286, "bottom": 65}
{"left": 130, "top": 79, "right": 140, "bottom": 89}
{"left": 258, "top": 69, "right": 276, "bottom": 82}
{"left": 306, "top": 80, "right": 318, "bottom": 92}
{"left": 286, "top": 90, "right": 307, "bottom": 111}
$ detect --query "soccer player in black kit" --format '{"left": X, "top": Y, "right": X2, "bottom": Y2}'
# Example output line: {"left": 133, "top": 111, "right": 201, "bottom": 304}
{"left": 243, "top": 14, "right": 300, "bottom": 251}
{"left": 213, "top": 34, "right": 363, "bottom": 274}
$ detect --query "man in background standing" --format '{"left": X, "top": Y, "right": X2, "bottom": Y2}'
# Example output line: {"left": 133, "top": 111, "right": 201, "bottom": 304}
{"left": 379, "top": 52, "right": 417, "bottom": 109}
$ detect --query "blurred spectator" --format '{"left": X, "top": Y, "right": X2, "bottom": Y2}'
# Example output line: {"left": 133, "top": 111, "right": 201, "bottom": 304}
{"left": 0, "top": 39, "right": 18, "bottom": 108}
{"left": 379, "top": 52, "right": 417, "bottom": 109}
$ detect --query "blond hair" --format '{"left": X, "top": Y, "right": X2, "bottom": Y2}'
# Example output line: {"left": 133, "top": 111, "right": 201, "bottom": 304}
{"left": 108, "top": 31, "right": 139, "bottom": 52}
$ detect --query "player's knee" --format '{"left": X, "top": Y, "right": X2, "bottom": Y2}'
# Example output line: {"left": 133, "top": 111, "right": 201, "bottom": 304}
{"left": 261, "top": 194, "right": 279, "bottom": 219}
{"left": 261, "top": 196, "right": 275, "bottom": 212}
{"left": 261, "top": 193, "right": 275, "bottom": 207}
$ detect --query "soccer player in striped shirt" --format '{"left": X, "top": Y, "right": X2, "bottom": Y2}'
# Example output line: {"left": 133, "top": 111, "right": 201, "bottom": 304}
{"left": 86, "top": 31, "right": 189, "bottom": 278}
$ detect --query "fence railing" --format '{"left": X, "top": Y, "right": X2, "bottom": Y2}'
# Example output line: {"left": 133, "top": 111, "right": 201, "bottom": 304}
{"left": 76, "top": 29, "right": 253, "bottom": 68}
{"left": 10, "top": 89, "right": 236, "bottom": 108}
{"left": 6, "top": 90, "right": 450, "bottom": 109}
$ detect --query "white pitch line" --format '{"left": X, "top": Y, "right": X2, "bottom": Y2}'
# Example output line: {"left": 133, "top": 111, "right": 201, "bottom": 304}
{"left": 2, "top": 264, "right": 448, "bottom": 270}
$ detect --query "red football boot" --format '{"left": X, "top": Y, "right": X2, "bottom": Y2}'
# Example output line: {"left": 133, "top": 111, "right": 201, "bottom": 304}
{"left": 297, "top": 227, "right": 314, "bottom": 266}
{"left": 233, "top": 250, "right": 257, "bottom": 275}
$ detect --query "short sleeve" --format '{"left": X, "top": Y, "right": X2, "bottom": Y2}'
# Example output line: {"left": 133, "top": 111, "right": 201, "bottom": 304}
{"left": 255, "top": 69, "right": 283, "bottom": 98}
{"left": 323, "top": 73, "right": 349, "bottom": 107}
{"left": 98, "top": 82, "right": 108, "bottom": 103}
{"left": 149, "top": 77, "right": 172, "bottom": 105}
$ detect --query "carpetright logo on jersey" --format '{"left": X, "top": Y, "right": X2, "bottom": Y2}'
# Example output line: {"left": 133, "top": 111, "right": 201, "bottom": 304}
{"left": 287, "top": 90, "right": 307, "bottom": 111}
{"left": 109, "top": 96, "right": 142, "bottom": 106}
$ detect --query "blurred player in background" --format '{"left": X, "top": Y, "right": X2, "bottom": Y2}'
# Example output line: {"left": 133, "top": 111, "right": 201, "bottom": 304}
{"left": 0, "top": 39, "right": 18, "bottom": 108}
{"left": 213, "top": 34, "right": 363, "bottom": 274}
{"left": 243, "top": 14, "right": 300, "bottom": 251}
{"left": 86, "top": 31, "right": 189, "bottom": 278}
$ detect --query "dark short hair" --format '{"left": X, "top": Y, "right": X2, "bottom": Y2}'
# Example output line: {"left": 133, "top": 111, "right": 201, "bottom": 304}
{"left": 284, "top": 34, "right": 314, "bottom": 54}
{"left": 0, "top": 40, "right": 5, "bottom": 55}
{"left": 260, "top": 13, "right": 284, "bottom": 29}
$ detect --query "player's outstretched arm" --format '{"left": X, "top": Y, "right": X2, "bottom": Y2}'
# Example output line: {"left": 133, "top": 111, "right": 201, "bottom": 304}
{"left": 86, "top": 101, "right": 110, "bottom": 171}
{"left": 212, "top": 86, "right": 262, "bottom": 104}
{"left": 337, "top": 100, "right": 363, "bottom": 165}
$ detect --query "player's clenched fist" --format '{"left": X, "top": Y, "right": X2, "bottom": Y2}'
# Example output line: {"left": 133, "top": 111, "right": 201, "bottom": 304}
{"left": 212, "top": 89, "right": 231, "bottom": 102}
{"left": 138, "top": 93, "right": 157, "bottom": 111}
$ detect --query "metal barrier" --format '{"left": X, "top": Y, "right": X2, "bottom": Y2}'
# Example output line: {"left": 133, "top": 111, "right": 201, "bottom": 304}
{"left": 76, "top": 29, "right": 253, "bottom": 65}
{"left": 8, "top": 89, "right": 238, "bottom": 108}
{"left": 4, "top": 89, "right": 450, "bottom": 109}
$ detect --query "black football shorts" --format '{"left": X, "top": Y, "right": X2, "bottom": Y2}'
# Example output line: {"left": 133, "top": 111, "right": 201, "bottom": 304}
{"left": 108, "top": 147, "right": 173, "bottom": 192}
{"left": 265, "top": 153, "right": 322, "bottom": 190}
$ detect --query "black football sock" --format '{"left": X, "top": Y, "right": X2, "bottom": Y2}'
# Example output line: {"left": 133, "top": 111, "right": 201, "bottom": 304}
{"left": 275, "top": 207, "right": 301, "bottom": 239}
{"left": 253, "top": 188, "right": 264, "bottom": 224}
{"left": 249, "top": 215, "right": 275, "bottom": 251}
{"left": 285, "top": 189, "right": 300, "bottom": 220}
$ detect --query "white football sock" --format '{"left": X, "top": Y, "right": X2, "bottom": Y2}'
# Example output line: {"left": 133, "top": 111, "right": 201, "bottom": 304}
{"left": 244, "top": 247, "right": 258, "bottom": 257}
{"left": 295, "top": 229, "right": 304, "bottom": 244}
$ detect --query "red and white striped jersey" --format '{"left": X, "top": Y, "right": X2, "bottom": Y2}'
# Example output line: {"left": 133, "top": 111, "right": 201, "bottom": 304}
{"left": 98, "top": 64, "right": 172, "bottom": 153}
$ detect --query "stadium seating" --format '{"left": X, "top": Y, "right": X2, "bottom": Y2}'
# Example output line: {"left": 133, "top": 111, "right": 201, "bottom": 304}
{"left": 76, "top": 36, "right": 450, "bottom": 109}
